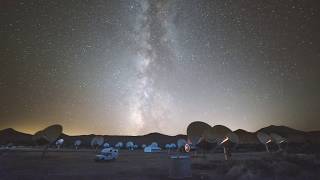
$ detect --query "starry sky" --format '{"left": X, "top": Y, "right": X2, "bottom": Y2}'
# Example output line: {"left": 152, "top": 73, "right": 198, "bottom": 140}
{"left": 1, "top": 0, "right": 320, "bottom": 135}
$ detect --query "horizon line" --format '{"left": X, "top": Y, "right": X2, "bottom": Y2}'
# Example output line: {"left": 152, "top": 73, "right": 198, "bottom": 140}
{"left": 1, "top": 124, "right": 315, "bottom": 137}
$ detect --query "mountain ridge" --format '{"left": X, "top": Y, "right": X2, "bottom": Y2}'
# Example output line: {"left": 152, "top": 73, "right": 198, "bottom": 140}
{"left": 1, "top": 125, "right": 319, "bottom": 146}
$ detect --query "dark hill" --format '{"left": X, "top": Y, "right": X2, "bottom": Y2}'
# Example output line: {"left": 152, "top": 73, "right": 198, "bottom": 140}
{"left": 1, "top": 125, "right": 319, "bottom": 147}
{"left": 0, "top": 128, "right": 33, "bottom": 146}
{"left": 258, "top": 125, "right": 304, "bottom": 136}
{"left": 60, "top": 132, "right": 186, "bottom": 148}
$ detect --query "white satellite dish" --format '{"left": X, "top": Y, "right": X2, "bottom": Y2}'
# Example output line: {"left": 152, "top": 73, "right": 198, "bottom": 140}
{"left": 33, "top": 124, "right": 63, "bottom": 158}
{"left": 170, "top": 143, "right": 177, "bottom": 149}
{"left": 91, "top": 136, "right": 104, "bottom": 151}
{"left": 115, "top": 142, "right": 123, "bottom": 149}
{"left": 150, "top": 142, "right": 158, "bottom": 147}
{"left": 103, "top": 142, "right": 110, "bottom": 148}
{"left": 166, "top": 143, "right": 176, "bottom": 153}
{"left": 177, "top": 139, "right": 187, "bottom": 152}
{"left": 165, "top": 144, "right": 170, "bottom": 149}
{"left": 55, "top": 139, "right": 64, "bottom": 150}
{"left": 126, "top": 141, "right": 134, "bottom": 150}
{"left": 74, "top": 140, "right": 82, "bottom": 150}
{"left": 257, "top": 132, "right": 272, "bottom": 152}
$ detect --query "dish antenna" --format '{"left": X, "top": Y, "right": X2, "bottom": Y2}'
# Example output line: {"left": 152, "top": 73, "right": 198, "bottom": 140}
{"left": 257, "top": 132, "right": 272, "bottom": 152}
{"left": 220, "top": 132, "right": 239, "bottom": 160}
{"left": 225, "top": 132, "right": 239, "bottom": 145}
{"left": 55, "top": 139, "right": 64, "bottom": 150}
{"left": 126, "top": 141, "right": 134, "bottom": 150}
{"left": 165, "top": 144, "right": 171, "bottom": 149}
{"left": 103, "top": 142, "right": 110, "bottom": 148}
{"left": 150, "top": 142, "right": 158, "bottom": 147}
{"left": 170, "top": 143, "right": 177, "bottom": 149}
{"left": 270, "top": 133, "right": 287, "bottom": 151}
{"left": 134, "top": 144, "right": 139, "bottom": 149}
{"left": 115, "top": 142, "right": 123, "bottom": 149}
{"left": 202, "top": 125, "right": 238, "bottom": 160}
{"left": 211, "top": 125, "right": 232, "bottom": 144}
{"left": 91, "top": 136, "right": 104, "bottom": 151}
{"left": 32, "top": 124, "right": 63, "bottom": 158}
{"left": 184, "top": 144, "right": 191, "bottom": 153}
{"left": 202, "top": 125, "right": 231, "bottom": 144}
{"left": 177, "top": 139, "right": 187, "bottom": 152}
{"left": 74, "top": 140, "right": 82, "bottom": 150}
{"left": 187, "top": 121, "right": 211, "bottom": 146}
{"left": 166, "top": 143, "right": 176, "bottom": 153}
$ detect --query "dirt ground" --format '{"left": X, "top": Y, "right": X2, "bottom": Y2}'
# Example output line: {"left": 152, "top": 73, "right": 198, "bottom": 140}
{"left": 1, "top": 148, "right": 319, "bottom": 180}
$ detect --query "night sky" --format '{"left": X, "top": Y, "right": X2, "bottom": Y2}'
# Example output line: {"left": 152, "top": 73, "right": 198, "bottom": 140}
{"left": 1, "top": 0, "right": 320, "bottom": 135}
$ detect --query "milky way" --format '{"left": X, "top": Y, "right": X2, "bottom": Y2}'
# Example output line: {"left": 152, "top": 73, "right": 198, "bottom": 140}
{"left": 127, "top": 0, "right": 178, "bottom": 134}
{"left": 1, "top": 0, "right": 320, "bottom": 135}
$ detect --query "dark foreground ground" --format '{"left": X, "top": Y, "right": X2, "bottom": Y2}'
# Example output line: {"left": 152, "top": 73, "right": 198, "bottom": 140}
{"left": 1, "top": 148, "right": 320, "bottom": 180}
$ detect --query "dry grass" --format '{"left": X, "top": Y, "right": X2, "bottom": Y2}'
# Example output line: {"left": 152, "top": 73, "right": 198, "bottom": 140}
{"left": 192, "top": 152, "right": 320, "bottom": 180}
{"left": 1, "top": 149, "right": 319, "bottom": 180}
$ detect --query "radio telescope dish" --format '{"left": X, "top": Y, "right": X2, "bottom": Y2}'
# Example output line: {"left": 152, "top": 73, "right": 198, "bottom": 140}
{"left": 126, "top": 141, "right": 134, "bottom": 150}
{"left": 91, "top": 136, "right": 104, "bottom": 150}
{"left": 201, "top": 125, "right": 235, "bottom": 160}
{"left": 166, "top": 143, "right": 176, "bottom": 153}
{"left": 55, "top": 139, "right": 64, "bottom": 150}
{"left": 165, "top": 144, "right": 170, "bottom": 149}
{"left": 257, "top": 132, "right": 272, "bottom": 144}
{"left": 187, "top": 121, "right": 211, "bottom": 146}
{"left": 33, "top": 131, "right": 46, "bottom": 144}
{"left": 74, "top": 140, "right": 82, "bottom": 150}
{"left": 270, "top": 133, "right": 286, "bottom": 144}
{"left": 211, "top": 125, "right": 232, "bottom": 143}
{"left": 202, "top": 129, "right": 215, "bottom": 144}
{"left": 219, "top": 131, "right": 239, "bottom": 160}
{"left": 150, "top": 142, "right": 158, "bottom": 147}
{"left": 56, "top": 139, "right": 64, "bottom": 144}
{"left": 115, "top": 142, "right": 123, "bottom": 149}
{"left": 32, "top": 124, "right": 63, "bottom": 158}
{"left": 103, "top": 142, "right": 110, "bottom": 148}
{"left": 184, "top": 144, "right": 191, "bottom": 152}
{"left": 177, "top": 139, "right": 187, "bottom": 152}
{"left": 203, "top": 125, "right": 232, "bottom": 144}
{"left": 270, "top": 133, "right": 287, "bottom": 150}
{"left": 257, "top": 132, "right": 272, "bottom": 152}
{"left": 33, "top": 124, "right": 63, "bottom": 145}
{"left": 226, "top": 132, "right": 239, "bottom": 144}
{"left": 170, "top": 143, "right": 177, "bottom": 149}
